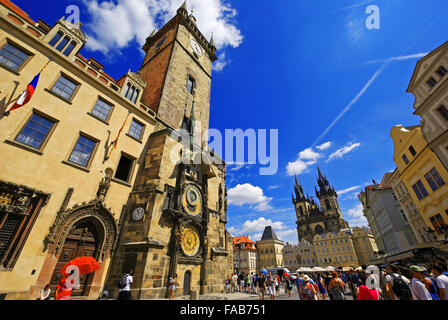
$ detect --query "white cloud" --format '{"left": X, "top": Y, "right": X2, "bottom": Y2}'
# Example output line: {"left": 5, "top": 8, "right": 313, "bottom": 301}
{"left": 337, "top": 185, "right": 361, "bottom": 196}
{"left": 268, "top": 185, "right": 281, "bottom": 190}
{"left": 326, "top": 142, "right": 361, "bottom": 162}
{"left": 227, "top": 184, "right": 273, "bottom": 211}
{"left": 230, "top": 217, "right": 287, "bottom": 235}
{"left": 83, "top": 0, "right": 243, "bottom": 70}
{"left": 316, "top": 141, "right": 332, "bottom": 151}
{"left": 213, "top": 52, "right": 230, "bottom": 72}
{"left": 345, "top": 203, "right": 369, "bottom": 227}
{"left": 286, "top": 147, "right": 322, "bottom": 176}
{"left": 299, "top": 148, "right": 321, "bottom": 161}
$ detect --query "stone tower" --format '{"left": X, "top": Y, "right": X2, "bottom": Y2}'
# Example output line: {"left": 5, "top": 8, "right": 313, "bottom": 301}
{"left": 106, "top": 2, "right": 233, "bottom": 299}
{"left": 293, "top": 169, "right": 349, "bottom": 243}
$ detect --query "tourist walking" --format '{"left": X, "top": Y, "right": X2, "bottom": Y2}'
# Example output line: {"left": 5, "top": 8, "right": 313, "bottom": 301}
{"left": 117, "top": 270, "right": 134, "bottom": 300}
{"left": 317, "top": 274, "right": 327, "bottom": 300}
{"left": 225, "top": 276, "right": 230, "bottom": 294}
{"left": 232, "top": 273, "right": 238, "bottom": 293}
{"left": 422, "top": 267, "right": 440, "bottom": 300}
{"left": 327, "top": 271, "right": 346, "bottom": 300}
{"left": 285, "top": 276, "right": 293, "bottom": 299}
{"left": 301, "top": 275, "right": 317, "bottom": 300}
{"left": 410, "top": 265, "right": 432, "bottom": 300}
{"left": 257, "top": 273, "right": 266, "bottom": 300}
{"left": 55, "top": 277, "right": 73, "bottom": 301}
{"left": 37, "top": 284, "right": 51, "bottom": 300}
{"left": 168, "top": 274, "right": 177, "bottom": 300}
{"left": 267, "top": 272, "right": 276, "bottom": 300}
{"left": 347, "top": 269, "right": 360, "bottom": 300}
{"left": 432, "top": 264, "right": 448, "bottom": 300}
{"left": 385, "top": 264, "right": 412, "bottom": 301}
{"left": 357, "top": 272, "right": 381, "bottom": 300}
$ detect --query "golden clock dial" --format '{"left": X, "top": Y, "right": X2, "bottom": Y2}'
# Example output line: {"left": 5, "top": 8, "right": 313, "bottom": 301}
{"left": 182, "top": 185, "right": 202, "bottom": 216}
{"left": 181, "top": 227, "right": 200, "bottom": 257}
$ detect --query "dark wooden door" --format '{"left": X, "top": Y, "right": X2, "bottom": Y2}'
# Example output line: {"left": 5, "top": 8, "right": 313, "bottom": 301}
{"left": 50, "top": 221, "right": 99, "bottom": 297}
{"left": 183, "top": 271, "right": 191, "bottom": 296}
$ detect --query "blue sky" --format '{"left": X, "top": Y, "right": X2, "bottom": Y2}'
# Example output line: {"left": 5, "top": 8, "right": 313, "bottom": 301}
{"left": 17, "top": 0, "right": 448, "bottom": 243}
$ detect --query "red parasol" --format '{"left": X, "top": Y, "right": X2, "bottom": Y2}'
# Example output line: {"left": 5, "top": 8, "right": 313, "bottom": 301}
{"left": 60, "top": 256, "right": 100, "bottom": 277}
{"left": 283, "top": 272, "right": 290, "bottom": 277}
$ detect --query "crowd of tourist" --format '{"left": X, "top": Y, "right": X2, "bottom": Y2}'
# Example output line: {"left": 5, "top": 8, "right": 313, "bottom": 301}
{"left": 227, "top": 255, "right": 448, "bottom": 300}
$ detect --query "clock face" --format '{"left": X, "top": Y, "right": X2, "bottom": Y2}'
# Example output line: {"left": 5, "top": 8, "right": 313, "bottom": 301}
{"left": 182, "top": 185, "right": 202, "bottom": 216}
{"left": 181, "top": 227, "right": 200, "bottom": 257}
{"left": 190, "top": 39, "right": 203, "bottom": 57}
{"left": 132, "top": 207, "right": 145, "bottom": 222}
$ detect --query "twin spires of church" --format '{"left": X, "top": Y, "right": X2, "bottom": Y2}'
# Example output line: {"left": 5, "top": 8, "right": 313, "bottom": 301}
{"left": 292, "top": 167, "right": 337, "bottom": 205}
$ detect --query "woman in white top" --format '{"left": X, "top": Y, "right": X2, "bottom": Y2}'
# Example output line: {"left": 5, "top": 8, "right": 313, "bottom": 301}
{"left": 169, "top": 274, "right": 177, "bottom": 300}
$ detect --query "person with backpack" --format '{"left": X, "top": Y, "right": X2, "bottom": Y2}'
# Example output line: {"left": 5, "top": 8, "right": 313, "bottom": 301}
{"left": 347, "top": 268, "right": 360, "bottom": 300}
{"left": 410, "top": 265, "right": 432, "bottom": 300}
{"left": 432, "top": 264, "right": 448, "bottom": 300}
{"left": 327, "top": 271, "right": 345, "bottom": 300}
{"left": 117, "top": 270, "right": 133, "bottom": 300}
{"left": 301, "top": 275, "right": 317, "bottom": 300}
{"left": 385, "top": 264, "right": 412, "bottom": 301}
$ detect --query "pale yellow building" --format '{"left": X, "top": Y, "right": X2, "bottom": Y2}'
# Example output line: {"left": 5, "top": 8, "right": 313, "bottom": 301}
{"left": 257, "top": 226, "right": 284, "bottom": 271}
{"left": 351, "top": 227, "right": 379, "bottom": 266}
{"left": 313, "top": 230, "right": 359, "bottom": 268}
{"left": 391, "top": 125, "right": 448, "bottom": 243}
{"left": 0, "top": 0, "right": 233, "bottom": 300}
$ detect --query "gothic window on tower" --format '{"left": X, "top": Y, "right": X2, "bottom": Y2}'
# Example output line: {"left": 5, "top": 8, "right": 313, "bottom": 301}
{"left": 114, "top": 153, "right": 136, "bottom": 184}
{"left": 325, "top": 199, "right": 331, "bottom": 210}
{"left": 187, "top": 76, "right": 196, "bottom": 95}
{"left": 155, "top": 36, "right": 167, "bottom": 50}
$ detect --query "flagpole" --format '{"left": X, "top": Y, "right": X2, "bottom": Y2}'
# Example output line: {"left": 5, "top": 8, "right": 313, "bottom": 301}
{"left": 3, "top": 57, "right": 54, "bottom": 116}
{"left": 107, "top": 111, "right": 132, "bottom": 160}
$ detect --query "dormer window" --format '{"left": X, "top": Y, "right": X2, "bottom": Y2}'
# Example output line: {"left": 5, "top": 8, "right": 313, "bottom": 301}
{"left": 56, "top": 36, "right": 70, "bottom": 52}
{"left": 124, "top": 82, "right": 140, "bottom": 104}
{"left": 49, "top": 31, "right": 63, "bottom": 46}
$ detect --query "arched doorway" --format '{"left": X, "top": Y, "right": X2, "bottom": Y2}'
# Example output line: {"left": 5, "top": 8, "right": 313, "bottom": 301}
{"left": 49, "top": 219, "right": 100, "bottom": 297}
{"left": 183, "top": 271, "right": 191, "bottom": 296}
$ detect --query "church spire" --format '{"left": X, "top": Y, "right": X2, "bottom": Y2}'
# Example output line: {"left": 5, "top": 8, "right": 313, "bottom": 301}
{"left": 316, "top": 167, "right": 337, "bottom": 198}
{"left": 294, "top": 176, "right": 306, "bottom": 202}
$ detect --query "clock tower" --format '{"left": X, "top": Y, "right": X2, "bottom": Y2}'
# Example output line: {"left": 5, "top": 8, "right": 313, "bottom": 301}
{"left": 105, "top": 2, "right": 233, "bottom": 299}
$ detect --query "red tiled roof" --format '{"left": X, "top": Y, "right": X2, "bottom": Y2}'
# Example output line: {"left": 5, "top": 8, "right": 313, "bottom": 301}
{"left": 233, "top": 236, "right": 255, "bottom": 245}
{"left": 0, "top": 0, "right": 36, "bottom": 24}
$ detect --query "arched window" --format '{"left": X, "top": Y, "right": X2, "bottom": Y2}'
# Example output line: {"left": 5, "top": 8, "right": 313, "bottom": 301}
{"left": 56, "top": 36, "right": 70, "bottom": 52}
{"left": 127, "top": 85, "right": 135, "bottom": 101}
{"left": 132, "top": 89, "right": 140, "bottom": 104}
{"left": 63, "top": 41, "right": 77, "bottom": 56}
{"left": 299, "top": 206, "right": 303, "bottom": 216}
{"left": 49, "top": 31, "right": 63, "bottom": 47}
{"left": 124, "top": 83, "right": 131, "bottom": 98}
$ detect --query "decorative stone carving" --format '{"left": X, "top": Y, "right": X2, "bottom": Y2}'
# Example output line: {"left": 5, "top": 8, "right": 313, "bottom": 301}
{"left": 127, "top": 71, "right": 147, "bottom": 89}
{"left": 43, "top": 199, "right": 118, "bottom": 262}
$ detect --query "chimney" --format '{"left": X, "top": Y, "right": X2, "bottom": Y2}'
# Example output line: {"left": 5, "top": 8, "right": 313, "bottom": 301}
{"left": 247, "top": 234, "right": 251, "bottom": 240}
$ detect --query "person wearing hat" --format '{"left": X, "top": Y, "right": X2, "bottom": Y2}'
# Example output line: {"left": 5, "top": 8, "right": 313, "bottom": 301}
{"left": 410, "top": 265, "right": 432, "bottom": 300}
{"left": 301, "top": 275, "right": 317, "bottom": 300}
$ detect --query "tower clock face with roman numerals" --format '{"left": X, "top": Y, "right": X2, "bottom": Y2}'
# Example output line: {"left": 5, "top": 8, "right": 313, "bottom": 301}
{"left": 182, "top": 185, "right": 202, "bottom": 216}
{"left": 190, "top": 39, "right": 203, "bottom": 57}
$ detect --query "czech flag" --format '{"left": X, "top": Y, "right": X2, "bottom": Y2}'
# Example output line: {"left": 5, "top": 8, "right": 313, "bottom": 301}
{"left": 9, "top": 73, "right": 40, "bottom": 112}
